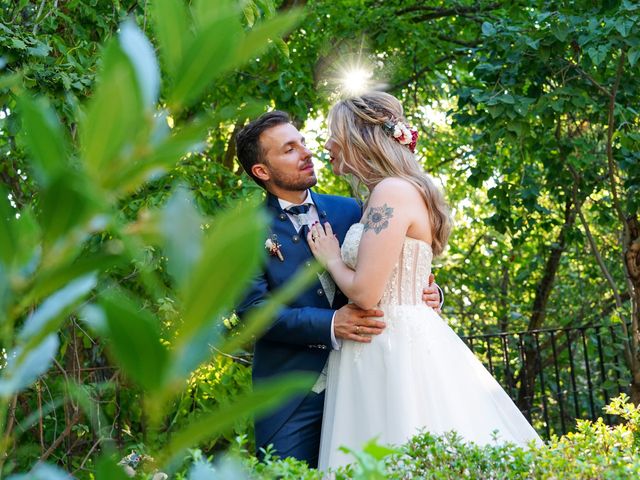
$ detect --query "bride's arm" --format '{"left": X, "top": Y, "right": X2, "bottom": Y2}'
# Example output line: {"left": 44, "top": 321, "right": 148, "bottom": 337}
{"left": 308, "top": 178, "right": 413, "bottom": 310}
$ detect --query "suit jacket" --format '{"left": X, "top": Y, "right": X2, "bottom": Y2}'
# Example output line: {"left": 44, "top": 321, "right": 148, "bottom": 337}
{"left": 236, "top": 189, "right": 361, "bottom": 448}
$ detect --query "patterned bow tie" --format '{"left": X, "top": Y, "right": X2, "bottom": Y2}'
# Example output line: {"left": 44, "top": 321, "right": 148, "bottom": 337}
{"left": 286, "top": 204, "right": 312, "bottom": 237}
{"left": 286, "top": 204, "right": 311, "bottom": 216}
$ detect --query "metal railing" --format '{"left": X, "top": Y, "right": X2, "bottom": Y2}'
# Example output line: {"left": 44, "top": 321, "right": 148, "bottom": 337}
{"left": 461, "top": 322, "right": 631, "bottom": 439}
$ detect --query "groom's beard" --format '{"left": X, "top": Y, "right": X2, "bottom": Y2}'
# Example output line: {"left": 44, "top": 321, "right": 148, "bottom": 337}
{"left": 269, "top": 168, "right": 318, "bottom": 192}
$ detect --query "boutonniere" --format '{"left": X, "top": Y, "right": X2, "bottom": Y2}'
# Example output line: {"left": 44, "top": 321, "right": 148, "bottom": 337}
{"left": 265, "top": 234, "right": 284, "bottom": 261}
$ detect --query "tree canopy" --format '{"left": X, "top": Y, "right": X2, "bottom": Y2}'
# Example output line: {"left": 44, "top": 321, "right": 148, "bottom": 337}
{"left": 0, "top": 0, "right": 639, "bottom": 477}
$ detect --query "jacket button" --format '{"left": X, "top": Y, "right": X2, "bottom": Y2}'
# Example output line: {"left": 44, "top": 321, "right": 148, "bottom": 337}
{"left": 279, "top": 213, "right": 287, "bottom": 221}
{"left": 317, "top": 288, "right": 324, "bottom": 296}
{"left": 292, "top": 234, "right": 300, "bottom": 243}
{"left": 320, "top": 211, "right": 327, "bottom": 218}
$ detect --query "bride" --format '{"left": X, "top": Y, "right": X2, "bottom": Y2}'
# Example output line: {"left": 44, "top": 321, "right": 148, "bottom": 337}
{"left": 307, "top": 91, "right": 541, "bottom": 470}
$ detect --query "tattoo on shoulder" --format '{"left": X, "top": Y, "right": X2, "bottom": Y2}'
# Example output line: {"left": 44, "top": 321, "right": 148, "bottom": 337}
{"left": 363, "top": 204, "right": 394, "bottom": 234}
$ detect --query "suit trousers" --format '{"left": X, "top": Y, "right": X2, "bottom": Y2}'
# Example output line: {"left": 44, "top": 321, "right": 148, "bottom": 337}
{"left": 258, "top": 390, "right": 325, "bottom": 468}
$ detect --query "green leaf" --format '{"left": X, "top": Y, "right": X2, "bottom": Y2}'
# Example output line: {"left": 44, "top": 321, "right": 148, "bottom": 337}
{"left": 273, "top": 38, "right": 290, "bottom": 59}
{"left": 39, "top": 173, "right": 92, "bottom": 245}
{"left": 506, "top": 121, "right": 524, "bottom": 135}
{"left": 19, "top": 252, "right": 122, "bottom": 315}
{"left": 587, "top": 45, "right": 608, "bottom": 66}
{"left": 481, "top": 22, "right": 496, "bottom": 36}
{"left": 551, "top": 23, "right": 569, "bottom": 41}
{"left": 170, "top": 260, "right": 320, "bottom": 387}
{"left": 244, "top": 2, "right": 256, "bottom": 28}
{"left": 0, "top": 334, "right": 59, "bottom": 397}
{"left": 192, "top": 0, "right": 239, "bottom": 29}
{"left": 0, "top": 265, "right": 8, "bottom": 316}
{"left": 170, "top": 228, "right": 321, "bottom": 381}
{"left": 486, "top": 104, "right": 504, "bottom": 118}
{"left": 119, "top": 19, "right": 160, "bottom": 108}
{"left": 361, "top": 437, "right": 402, "bottom": 460}
{"left": 168, "top": 14, "right": 243, "bottom": 111}
{"left": 220, "top": 261, "right": 321, "bottom": 354}
{"left": 615, "top": 18, "right": 634, "bottom": 37}
{"left": 161, "top": 186, "right": 204, "bottom": 286}
{"left": 18, "top": 95, "right": 68, "bottom": 183}
{"left": 338, "top": 437, "right": 400, "bottom": 478}
{"left": 629, "top": 47, "right": 640, "bottom": 67}
{"left": 27, "top": 42, "right": 51, "bottom": 57}
{"left": 80, "top": 40, "right": 144, "bottom": 179}
{"left": 169, "top": 322, "right": 223, "bottom": 381}
{"left": 498, "top": 94, "right": 515, "bottom": 104}
{"left": 6, "top": 462, "right": 72, "bottom": 480}
{"left": 78, "top": 303, "right": 108, "bottom": 336}
{"left": 0, "top": 187, "right": 17, "bottom": 266}
{"left": 0, "top": 203, "right": 39, "bottom": 269}
{"left": 108, "top": 119, "right": 208, "bottom": 193}
{"left": 0, "top": 72, "right": 22, "bottom": 90}
{"left": 178, "top": 199, "right": 267, "bottom": 344}
{"left": 256, "top": 0, "right": 276, "bottom": 17}
{"left": 19, "top": 274, "right": 97, "bottom": 344}
{"left": 99, "top": 289, "right": 169, "bottom": 392}
{"left": 232, "top": 9, "right": 302, "bottom": 68}
{"left": 159, "top": 373, "right": 314, "bottom": 464}
{"left": 525, "top": 37, "right": 539, "bottom": 50}
{"left": 10, "top": 38, "right": 27, "bottom": 49}
{"left": 95, "top": 455, "right": 130, "bottom": 480}
{"left": 151, "top": 0, "right": 190, "bottom": 77}
{"left": 251, "top": 2, "right": 261, "bottom": 24}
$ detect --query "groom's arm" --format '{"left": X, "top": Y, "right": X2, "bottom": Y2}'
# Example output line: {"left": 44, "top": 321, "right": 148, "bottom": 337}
{"left": 237, "top": 273, "right": 386, "bottom": 347}
{"left": 236, "top": 273, "right": 336, "bottom": 347}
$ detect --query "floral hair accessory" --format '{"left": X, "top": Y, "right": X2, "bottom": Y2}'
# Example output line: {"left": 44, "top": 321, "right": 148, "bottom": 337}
{"left": 265, "top": 234, "right": 284, "bottom": 261}
{"left": 383, "top": 120, "right": 418, "bottom": 153}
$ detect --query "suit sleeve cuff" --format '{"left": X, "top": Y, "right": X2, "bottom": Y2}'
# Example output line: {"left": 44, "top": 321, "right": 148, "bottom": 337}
{"left": 438, "top": 285, "right": 444, "bottom": 309}
{"left": 330, "top": 311, "right": 341, "bottom": 350}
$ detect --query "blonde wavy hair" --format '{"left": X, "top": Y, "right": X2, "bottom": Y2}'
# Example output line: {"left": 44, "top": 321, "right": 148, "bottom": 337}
{"left": 328, "top": 91, "right": 451, "bottom": 256}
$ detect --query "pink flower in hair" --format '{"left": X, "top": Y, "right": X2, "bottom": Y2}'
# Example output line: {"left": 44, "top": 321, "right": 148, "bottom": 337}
{"left": 383, "top": 120, "right": 418, "bottom": 153}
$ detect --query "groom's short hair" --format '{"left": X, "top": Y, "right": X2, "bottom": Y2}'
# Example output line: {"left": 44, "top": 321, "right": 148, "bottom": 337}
{"left": 236, "top": 110, "right": 291, "bottom": 189}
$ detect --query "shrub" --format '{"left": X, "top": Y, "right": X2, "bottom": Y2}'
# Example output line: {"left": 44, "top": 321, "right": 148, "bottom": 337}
{"left": 207, "top": 394, "right": 640, "bottom": 480}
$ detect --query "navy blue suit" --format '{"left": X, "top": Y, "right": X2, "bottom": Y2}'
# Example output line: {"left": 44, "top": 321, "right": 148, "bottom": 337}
{"left": 236, "top": 190, "right": 361, "bottom": 467}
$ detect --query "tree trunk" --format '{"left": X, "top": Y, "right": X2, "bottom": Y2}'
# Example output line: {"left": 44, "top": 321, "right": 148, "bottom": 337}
{"left": 624, "top": 214, "right": 640, "bottom": 404}
{"left": 222, "top": 121, "right": 242, "bottom": 172}
{"left": 516, "top": 198, "right": 576, "bottom": 413}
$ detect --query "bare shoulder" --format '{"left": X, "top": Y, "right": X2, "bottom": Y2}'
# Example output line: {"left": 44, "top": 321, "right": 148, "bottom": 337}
{"left": 369, "top": 177, "right": 423, "bottom": 203}
{"left": 362, "top": 178, "right": 420, "bottom": 235}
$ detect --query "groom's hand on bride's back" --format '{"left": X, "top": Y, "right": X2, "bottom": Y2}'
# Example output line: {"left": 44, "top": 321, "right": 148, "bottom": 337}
{"left": 334, "top": 304, "right": 385, "bottom": 343}
{"left": 423, "top": 273, "right": 443, "bottom": 313}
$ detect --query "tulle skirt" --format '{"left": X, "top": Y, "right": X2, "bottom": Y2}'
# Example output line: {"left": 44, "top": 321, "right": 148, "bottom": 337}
{"left": 318, "top": 305, "right": 542, "bottom": 470}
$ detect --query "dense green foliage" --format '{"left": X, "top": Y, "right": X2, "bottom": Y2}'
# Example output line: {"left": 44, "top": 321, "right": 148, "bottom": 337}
{"left": 0, "top": 1, "right": 314, "bottom": 477}
{"left": 0, "top": 0, "right": 639, "bottom": 477}
{"left": 181, "top": 394, "right": 640, "bottom": 479}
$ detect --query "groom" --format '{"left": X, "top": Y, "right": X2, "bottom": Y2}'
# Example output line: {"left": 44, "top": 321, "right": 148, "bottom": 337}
{"left": 235, "top": 111, "right": 442, "bottom": 467}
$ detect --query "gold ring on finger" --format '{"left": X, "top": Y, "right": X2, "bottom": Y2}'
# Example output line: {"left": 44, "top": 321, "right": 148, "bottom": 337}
{"left": 356, "top": 325, "right": 361, "bottom": 334}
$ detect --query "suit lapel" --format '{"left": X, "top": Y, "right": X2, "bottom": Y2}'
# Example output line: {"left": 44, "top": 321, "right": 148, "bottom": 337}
{"left": 310, "top": 189, "right": 330, "bottom": 227}
{"left": 266, "top": 191, "right": 337, "bottom": 308}
{"left": 310, "top": 190, "right": 343, "bottom": 308}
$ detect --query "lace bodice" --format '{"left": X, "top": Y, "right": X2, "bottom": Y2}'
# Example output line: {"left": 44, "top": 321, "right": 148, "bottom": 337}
{"left": 340, "top": 223, "right": 433, "bottom": 306}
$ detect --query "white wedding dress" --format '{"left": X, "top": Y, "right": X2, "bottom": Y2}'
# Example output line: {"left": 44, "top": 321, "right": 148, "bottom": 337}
{"left": 318, "top": 223, "right": 541, "bottom": 470}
